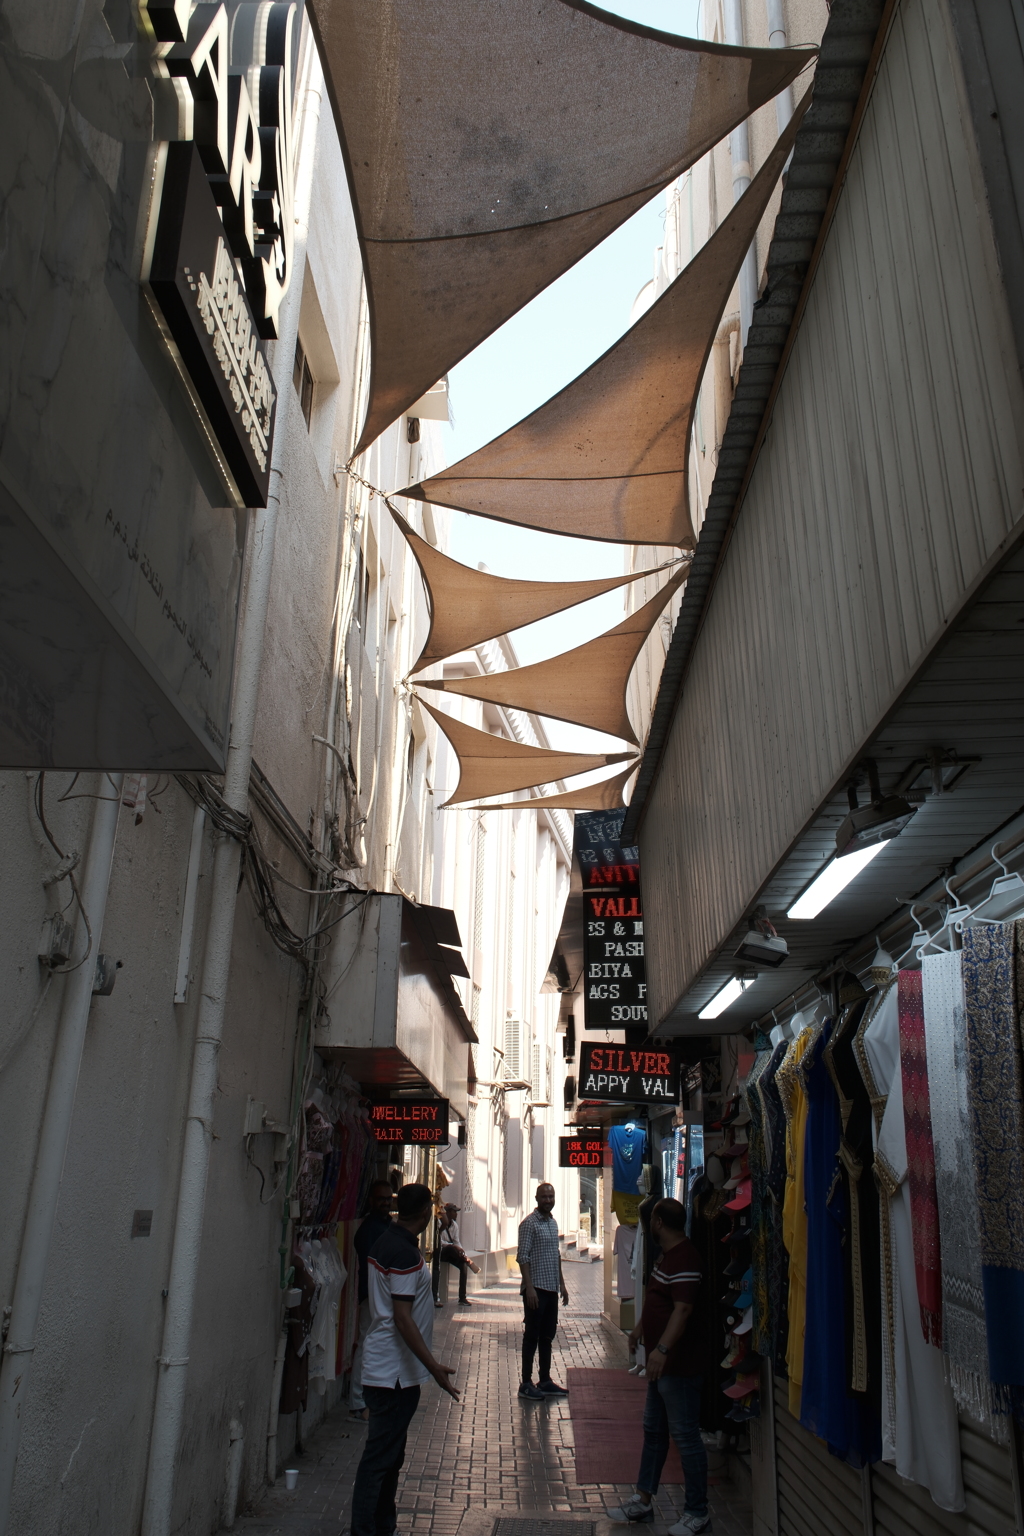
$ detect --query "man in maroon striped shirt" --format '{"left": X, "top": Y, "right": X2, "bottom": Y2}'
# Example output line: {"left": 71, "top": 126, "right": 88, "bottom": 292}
{"left": 609, "top": 1198, "right": 711, "bottom": 1534}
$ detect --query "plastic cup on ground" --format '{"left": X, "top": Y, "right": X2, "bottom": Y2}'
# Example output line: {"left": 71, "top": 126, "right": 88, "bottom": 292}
{"left": 284, "top": 1469, "right": 299, "bottom": 1491}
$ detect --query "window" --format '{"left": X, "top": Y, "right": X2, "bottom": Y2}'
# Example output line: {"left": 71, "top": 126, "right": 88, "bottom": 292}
{"left": 293, "top": 336, "right": 314, "bottom": 429}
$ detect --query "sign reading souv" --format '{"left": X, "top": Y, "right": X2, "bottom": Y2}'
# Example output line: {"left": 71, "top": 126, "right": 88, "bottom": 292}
{"left": 579, "top": 1043, "right": 680, "bottom": 1104}
{"left": 140, "top": 1, "right": 298, "bottom": 505}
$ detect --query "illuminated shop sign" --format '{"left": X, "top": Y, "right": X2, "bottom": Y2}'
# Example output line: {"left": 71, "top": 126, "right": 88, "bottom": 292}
{"left": 370, "top": 1100, "right": 450, "bottom": 1146}
{"left": 579, "top": 1043, "right": 680, "bottom": 1104}
{"left": 558, "top": 1135, "right": 605, "bottom": 1168}
{"left": 139, "top": 1, "right": 298, "bottom": 506}
{"left": 575, "top": 810, "right": 647, "bottom": 1029}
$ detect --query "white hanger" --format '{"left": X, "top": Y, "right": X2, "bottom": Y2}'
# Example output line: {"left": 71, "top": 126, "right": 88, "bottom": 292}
{"left": 895, "top": 903, "right": 932, "bottom": 967}
{"left": 870, "top": 934, "right": 895, "bottom": 971}
{"left": 959, "top": 842, "right": 1024, "bottom": 929}
{"left": 919, "top": 878, "right": 969, "bottom": 956}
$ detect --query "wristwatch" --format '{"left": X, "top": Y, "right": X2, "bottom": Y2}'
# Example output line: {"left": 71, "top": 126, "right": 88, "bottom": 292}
{"left": 654, "top": 1344, "right": 670, "bottom": 1356}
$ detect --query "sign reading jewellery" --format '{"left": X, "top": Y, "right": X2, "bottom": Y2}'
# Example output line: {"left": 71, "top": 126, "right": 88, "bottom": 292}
{"left": 369, "top": 1100, "right": 450, "bottom": 1146}
{"left": 140, "top": 0, "right": 299, "bottom": 507}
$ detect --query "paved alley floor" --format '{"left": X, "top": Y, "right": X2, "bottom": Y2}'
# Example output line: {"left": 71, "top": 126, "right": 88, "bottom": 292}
{"left": 235, "top": 1260, "right": 752, "bottom": 1536}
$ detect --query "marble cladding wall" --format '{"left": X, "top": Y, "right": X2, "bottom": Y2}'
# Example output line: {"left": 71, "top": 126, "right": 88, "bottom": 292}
{"left": 0, "top": 0, "right": 247, "bottom": 769}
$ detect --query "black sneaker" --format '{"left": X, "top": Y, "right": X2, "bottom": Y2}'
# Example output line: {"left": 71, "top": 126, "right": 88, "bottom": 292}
{"left": 538, "top": 1378, "right": 567, "bottom": 1396}
{"left": 518, "top": 1382, "right": 545, "bottom": 1400}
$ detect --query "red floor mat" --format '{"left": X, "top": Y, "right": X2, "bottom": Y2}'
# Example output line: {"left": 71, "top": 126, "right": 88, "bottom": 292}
{"left": 567, "top": 1368, "right": 684, "bottom": 1484}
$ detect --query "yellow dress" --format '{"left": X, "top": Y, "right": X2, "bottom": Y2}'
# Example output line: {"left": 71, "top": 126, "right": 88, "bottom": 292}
{"left": 780, "top": 1028, "right": 814, "bottom": 1418}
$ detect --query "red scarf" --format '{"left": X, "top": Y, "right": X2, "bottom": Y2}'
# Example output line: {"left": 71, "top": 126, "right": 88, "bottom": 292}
{"left": 899, "top": 969, "right": 943, "bottom": 1345}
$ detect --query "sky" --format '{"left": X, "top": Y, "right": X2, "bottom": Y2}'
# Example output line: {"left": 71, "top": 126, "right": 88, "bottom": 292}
{"left": 436, "top": 1, "right": 702, "bottom": 754}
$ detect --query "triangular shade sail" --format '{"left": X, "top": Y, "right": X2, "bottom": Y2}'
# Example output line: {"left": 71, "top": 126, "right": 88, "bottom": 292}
{"left": 459, "top": 763, "right": 638, "bottom": 812}
{"left": 391, "top": 507, "right": 687, "bottom": 672}
{"left": 420, "top": 698, "right": 634, "bottom": 807}
{"left": 417, "top": 569, "right": 686, "bottom": 745}
{"left": 307, "top": 0, "right": 813, "bottom": 454}
{"left": 404, "top": 89, "right": 810, "bottom": 546}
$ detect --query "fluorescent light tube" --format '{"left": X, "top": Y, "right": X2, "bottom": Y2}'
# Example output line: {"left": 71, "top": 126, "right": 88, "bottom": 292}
{"left": 787, "top": 842, "right": 886, "bottom": 921}
{"left": 698, "top": 976, "right": 746, "bottom": 1020}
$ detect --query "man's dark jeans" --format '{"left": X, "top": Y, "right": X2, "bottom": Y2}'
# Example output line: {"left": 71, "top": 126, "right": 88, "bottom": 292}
{"left": 522, "top": 1288, "right": 558, "bottom": 1383}
{"left": 438, "top": 1246, "right": 469, "bottom": 1300}
{"left": 637, "top": 1374, "right": 708, "bottom": 1517}
{"left": 350, "top": 1382, "right": 421, "bottom": 1536}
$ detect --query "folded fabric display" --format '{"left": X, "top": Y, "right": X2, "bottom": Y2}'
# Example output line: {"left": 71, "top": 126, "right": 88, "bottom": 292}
{"left": 962, "top": 921, "right": 1024, "bottom": 1418}
{"left": 922, "top": 949, "right": 1003, "bottom": 1429}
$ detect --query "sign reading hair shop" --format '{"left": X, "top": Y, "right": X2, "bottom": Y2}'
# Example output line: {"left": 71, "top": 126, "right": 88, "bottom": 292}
{"left": 575, "top": 810, "right": 647, "bottom": 1029}
{"left": 559, "top": 1135, "right": 605, "bottom": 1168}
{"left": 140, "top": 1, "right": 299, "bottom": 506}
{"left": 579, "top": 1043, "right": 680, "bottom": 1104}
{"left": 370, "top": 1100, "right": 450, "bottom": 1146}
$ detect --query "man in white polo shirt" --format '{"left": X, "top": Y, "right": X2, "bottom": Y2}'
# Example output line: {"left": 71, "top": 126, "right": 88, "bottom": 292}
{"left": 351, "top": 1184, "right": 460, "bottom": 1536}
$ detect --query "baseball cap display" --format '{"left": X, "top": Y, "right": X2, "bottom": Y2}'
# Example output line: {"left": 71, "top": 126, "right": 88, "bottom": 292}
{"left": 724, "top": 1176, "right": 752, "bottom": 1210}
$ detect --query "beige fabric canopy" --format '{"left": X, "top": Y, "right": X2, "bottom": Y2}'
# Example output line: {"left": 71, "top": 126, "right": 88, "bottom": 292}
{"left": 420, "top": 698, "right": 635, "bottom": 806}
{"left": 390, "top": 507, "right": 687, "bottom": 673}
{"left": 459, "top": 762, "right": 638, "bottom": 812}
{"left": 417, "top": 569, "right": 685, "bottom": 745}
{"left": 306, "top": 0, "right": 813, "bottom": 454}
{"left": 404, "top": 89, "right": 810, "bottom": 546}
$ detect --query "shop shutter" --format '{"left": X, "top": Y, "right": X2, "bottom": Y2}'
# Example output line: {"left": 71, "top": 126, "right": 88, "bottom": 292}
{"left": 774, "top": 1379, "right": 864, "bottom": 1536}
{"left": 773, "top": 1379, "right": 1017, "bottom": 1536}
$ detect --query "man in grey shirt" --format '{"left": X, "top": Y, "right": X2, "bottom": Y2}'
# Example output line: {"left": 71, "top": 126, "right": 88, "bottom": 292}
{"left": 516, "top": 1183, "right": 570, "bottom": 1399}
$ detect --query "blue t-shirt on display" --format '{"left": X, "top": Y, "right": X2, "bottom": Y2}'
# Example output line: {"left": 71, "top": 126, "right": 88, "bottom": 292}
{"left": 608, "top": 1123, "right": 647, "bottom": 1193}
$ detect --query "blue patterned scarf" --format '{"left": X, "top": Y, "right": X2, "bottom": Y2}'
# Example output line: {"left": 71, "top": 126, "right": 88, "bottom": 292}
{"left": 961, "top": 922, "right": 1024, "bottom": 1415}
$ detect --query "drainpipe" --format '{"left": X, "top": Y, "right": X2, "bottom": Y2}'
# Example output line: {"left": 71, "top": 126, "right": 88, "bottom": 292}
{"left": 0, "top": 775, "right": 124, "bottom": 1536}
{"left": 723, "top": 0, "right": 758, "bottom": 348}
{"left": 765, "top": 0, "right": 796, "bottom": 133}
{"left": 140, "top": 470, "right": 282, "bottom": 1536}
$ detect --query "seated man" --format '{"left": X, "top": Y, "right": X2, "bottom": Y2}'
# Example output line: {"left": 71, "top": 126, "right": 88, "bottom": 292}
{"left": 433, "top": 1202, "right": 479, "bottom": 1306}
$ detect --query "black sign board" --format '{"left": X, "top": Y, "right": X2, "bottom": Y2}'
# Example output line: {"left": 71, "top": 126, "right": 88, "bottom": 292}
{"left": 559, "top": 1134, "right": 605, "bottom": 1168}
{"left": 575, "top": 810, "right": 646, "bottom": 1029}
{"left": 369, "top": 1099, "right": 450, "bottom": 1146}
{"left": 578, "top": 1043, "right": 680, "bottom": 1104}
{"left": 149, "top": 144, "right": 277, "bottom": 507}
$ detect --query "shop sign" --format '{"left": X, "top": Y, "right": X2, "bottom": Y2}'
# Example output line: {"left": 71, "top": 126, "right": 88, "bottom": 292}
{"left": 139, "top": 1, "right": 299, "bottom": 506}
{"left": 579, "top": 1043, "right": 680, "bottom": 1104}
{"left": 370, "top": 1099, "right": 450, "bottom": 1146}
{"left": 575, "top": 810, "right": 647, "bottom": 1028}
{"left": 558, "top": 1134, "right": 605, "bottom": 1168}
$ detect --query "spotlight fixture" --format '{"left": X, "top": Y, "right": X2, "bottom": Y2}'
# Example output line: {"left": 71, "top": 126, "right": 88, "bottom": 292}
{"left": 734, "top": 908, "right": 788, "bottom": 969}
{"left": 835, "top": 758, "right": 917, "bottom": 858}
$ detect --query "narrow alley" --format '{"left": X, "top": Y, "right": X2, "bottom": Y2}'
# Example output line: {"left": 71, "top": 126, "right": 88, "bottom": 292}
{"left": 234, "top": 1264, "right": 751, "bottom": 1536}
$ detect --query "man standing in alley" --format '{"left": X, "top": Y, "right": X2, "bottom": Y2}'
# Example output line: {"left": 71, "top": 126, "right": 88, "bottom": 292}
{"left": 517, "top": 1182, "right": 570, "bottom": 1400}
{"left": 350, "top": 1180, "right": 395, "bottom": 1419}
{"left": 608, "top": 1198, "right": 711, "bottom": 1534}
{"left": 350, "top": 1184, "right": 460, "bottom": 1536}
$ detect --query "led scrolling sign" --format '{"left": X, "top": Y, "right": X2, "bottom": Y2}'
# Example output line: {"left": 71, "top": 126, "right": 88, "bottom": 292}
{"left": 576, "top": 811, "right": 648, "bottom": 1029}
{"left": 369, "top": 1100, "right": 450, "bottom": 1146}
{"left": 139, "top": 0, "right": 299, "bottom": 507}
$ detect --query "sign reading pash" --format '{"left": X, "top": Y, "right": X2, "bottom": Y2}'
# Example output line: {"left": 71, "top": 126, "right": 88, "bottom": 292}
{"left": 559, "top": 1135, "right": 605, "bottom": 1168}
{"left": 579, "top": 1044, "right": 680, "bottom": 1104}
{"left": 575, "top": 810, "right": 647, "bottom": 1028}
{"left": 370, "top": 1100, "right": 450, "bottom": 1146}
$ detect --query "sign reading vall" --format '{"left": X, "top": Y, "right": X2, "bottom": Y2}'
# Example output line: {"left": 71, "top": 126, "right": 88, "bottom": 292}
{"left": 575, "top": 810, "right": 647, "bottom": 1029}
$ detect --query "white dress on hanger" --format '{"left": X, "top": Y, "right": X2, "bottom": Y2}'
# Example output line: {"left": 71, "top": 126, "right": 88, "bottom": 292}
{"left": 865, "top": 987, "right": 964, "bottom": 1511}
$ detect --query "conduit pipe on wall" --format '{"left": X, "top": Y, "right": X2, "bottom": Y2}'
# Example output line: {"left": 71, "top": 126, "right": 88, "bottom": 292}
{"left": 766, "top": 0, "right": 796, "bottom": 132}
{"left": 0, "top": 775, "right": 124, "bottom": 1536}
{"left": 140, "top": 471, "right": 284, "bottom": 1536}
{"left": 723, "top": 0, "right": 758, "bottom": 347}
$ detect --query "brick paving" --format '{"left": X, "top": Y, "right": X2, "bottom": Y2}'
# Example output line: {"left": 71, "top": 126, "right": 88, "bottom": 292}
{"left": 234, "top": 1262, "right": 752, "bottom": 1536}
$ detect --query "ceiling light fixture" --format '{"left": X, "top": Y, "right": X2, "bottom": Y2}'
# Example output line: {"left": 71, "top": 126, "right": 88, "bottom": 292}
{"left": 698, "top": 976, "right": 748, "bottom": 1020}
{"left": 835, "top": 757, "right": 917, "bottom": 858}
{"left": 787, "top": 842, "right": 887, "bottom": 920}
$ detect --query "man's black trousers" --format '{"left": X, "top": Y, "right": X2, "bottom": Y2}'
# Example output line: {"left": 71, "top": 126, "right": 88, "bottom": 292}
{"left": 439, "top": 1246, "right": 469, "bottom": 1300}
{"left": 522, "top": 1288, "right": 558, "bottom": 1384}
{"left": 350, "top": 1383, "right": 421, "bottom": 1536}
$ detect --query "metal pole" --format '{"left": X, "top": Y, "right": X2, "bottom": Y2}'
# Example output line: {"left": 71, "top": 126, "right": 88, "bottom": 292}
{"left": 765, "top": 0, "right": 796, "bottom": 133}
{"left": 723, "top": 0, "right": 759, "bottom": 347}
{"left": 140, "top": 474, "right": 282, "bottom": 1536}
{"left": 0, "top": 776, "right": 124, "bottom": 1535}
